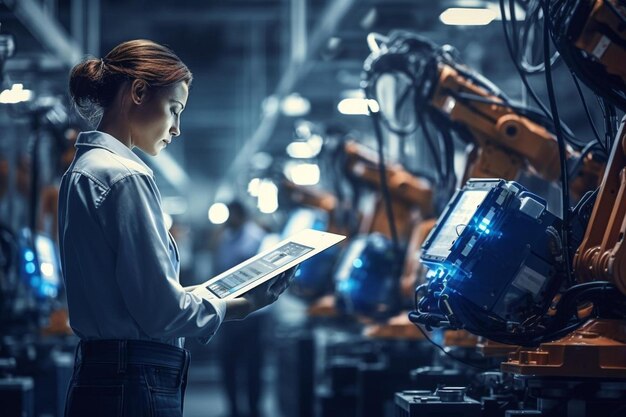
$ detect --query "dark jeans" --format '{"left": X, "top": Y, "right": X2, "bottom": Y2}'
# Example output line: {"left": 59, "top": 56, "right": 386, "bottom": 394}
{"left": 65, "top": 340, "right": 190, "bottom": 417}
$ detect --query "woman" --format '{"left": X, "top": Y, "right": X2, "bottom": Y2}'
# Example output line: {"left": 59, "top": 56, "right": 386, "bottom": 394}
{"left": 60, "top": 39, "right": 293, "bottom": 417}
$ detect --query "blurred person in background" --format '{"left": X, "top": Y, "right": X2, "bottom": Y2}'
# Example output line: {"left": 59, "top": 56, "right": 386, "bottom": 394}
{"left": 212, "top": 200, "right": 268, "bottom": 417}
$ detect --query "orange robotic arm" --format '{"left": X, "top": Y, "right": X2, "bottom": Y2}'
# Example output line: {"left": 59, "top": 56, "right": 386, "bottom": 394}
{"left": 572, "top": 0, "right": 626, "bottom": 87}
{"left": 431, "top": 63, "right": 562, "bottom": 181}
{"left": 564, "top": 0, "right": 626, "bottom": 293}
{"left": 343, "top": 140, "right": 434, "bottom": 216}
{"left": 574, "top": 119, "right": 626, "bottom": 293}
{"left": 282, "top": 179, "right": 338, "bottom": 213}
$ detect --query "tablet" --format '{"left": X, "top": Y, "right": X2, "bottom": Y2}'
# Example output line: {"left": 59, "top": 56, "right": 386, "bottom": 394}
{"left": 202, "top": 229, "right": 346, "bottom": 299}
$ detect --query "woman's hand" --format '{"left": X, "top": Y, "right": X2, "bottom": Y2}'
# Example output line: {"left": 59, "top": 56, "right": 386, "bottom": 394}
{"left": 224, "top": 266, "right": 298, "bottom": 321}
{"left": 244, "top": 266, "right": 298, "bottom": 311}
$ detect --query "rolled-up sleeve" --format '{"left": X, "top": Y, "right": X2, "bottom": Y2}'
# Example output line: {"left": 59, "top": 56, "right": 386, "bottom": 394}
{"left": 100, "top": 173, "right": 225, "bottom": 341}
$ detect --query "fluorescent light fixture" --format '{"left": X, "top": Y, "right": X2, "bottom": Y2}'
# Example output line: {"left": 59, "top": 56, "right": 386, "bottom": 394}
{"left": 208, "top": 203, "right": 230, "bottom": 224}
{"left": 308, "top": 134, "right": 323, "bottom": 151}
{"left": 284, "top": 162, "right": 320, "bottom": 186}
{"left": 337, "top": 98, "right": 380, "bottom": 115}
{"left": 286, "top": 129, "right": 324, "bottom": 159}
{"left": 281, "top": 93, "right": 311, "bottom": 117}
{"left": 40, "top": 262, "right": 54, "bottom": 277}
{"left": 439, "top": 8, "right": 497, "bottom": 26}
{"left": 287, "top": 142, "right": 316, "bottom": 159}
{"left": 295, "top": 120, "right": 313, "bottom": 139}
{"left": 0, "top": 84, "right": 33, "bottom": 104}
{"left": 248, "top": 178, "right": 261, "bottom": 197}
{"left": 258, "top": 180, "right": 279, "bottom": 214}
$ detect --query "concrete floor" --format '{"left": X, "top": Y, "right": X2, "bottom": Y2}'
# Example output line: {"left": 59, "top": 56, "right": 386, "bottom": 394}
{"left": 183, "top": 359, "right": 280, "bottom": 417}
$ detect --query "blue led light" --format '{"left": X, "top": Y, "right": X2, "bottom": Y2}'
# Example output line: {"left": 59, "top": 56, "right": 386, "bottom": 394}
{"left": 24, "top": 250, "right": 35, "bottom": 262}
{"left": 352, "top": 258, "right": 363, "bottom": 269}
{"left": 30, "top": 276, "right": 41, "bottom": 287}
{"left": 338, "top": 279, "right": 358, "bottom": 292}
{"left": 477, "top": 217, "right": 492, "bottom": 234}
{"left": 25, "top": 262, "right": 36, "bottom": 274}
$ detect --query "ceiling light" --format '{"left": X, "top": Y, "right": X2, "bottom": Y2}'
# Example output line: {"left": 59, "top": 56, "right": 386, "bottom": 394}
{"left": 284, "top": 162, "right": 320, "bottom": 186}
{"left": 248, "top": 178, "right": 261, "bottom": 197}
{"left": 208, "top": 203, "right": 230, "bottom": 224}
{"left": 337, "top": 98, "right": 379, "bottom": 115}
{"left": 281, "top": 93, "right": 311, "bottom": 117}
{"left": 287, "top": 142, "right": 316, "bottom": 159}
{"left": 307, "top": 134, "right": 323, "bottom": 152}
{"left": 295, "top": 120, "right": 314, "bottom": 139}
{"left": 0, "top": 84, "right": 33, "bottom": 104}
{"left": 439, "top": 8, "right": 497, "bottom": 26}
{"left": 258, "top": 180, "right": 279, "bottom": 214}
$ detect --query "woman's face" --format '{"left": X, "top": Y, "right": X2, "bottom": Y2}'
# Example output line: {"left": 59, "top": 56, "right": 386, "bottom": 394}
{"left": 131, "top": 81, "right": 188, "bottom": 156}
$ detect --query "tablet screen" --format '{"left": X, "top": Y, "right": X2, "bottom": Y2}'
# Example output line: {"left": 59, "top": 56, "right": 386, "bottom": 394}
{"left": 207, "top": 241, "right": 314, "bottom": 298}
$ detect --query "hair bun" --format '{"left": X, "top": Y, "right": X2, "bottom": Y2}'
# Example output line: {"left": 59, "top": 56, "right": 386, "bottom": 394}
{"left": 69, "top": 58, "right": 107, "bottom": 108}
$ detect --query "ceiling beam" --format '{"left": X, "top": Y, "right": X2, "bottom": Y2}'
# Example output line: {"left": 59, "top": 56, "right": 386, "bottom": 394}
{"left": 214, "top": 0, "right": 357, "bottom": 201}
{"left": 149, "top": 6, "right": 281, "bottom": 23}
{"left": 7, "top": 0, "right": 82, "bottom": 67}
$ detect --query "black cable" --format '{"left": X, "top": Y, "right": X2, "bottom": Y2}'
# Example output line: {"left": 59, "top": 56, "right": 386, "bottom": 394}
{"left": 596, "top": 96, "right": 611, "bottom": 151}
{"left": 516, "top": 0, "right": 561, "bottom": 74}
{"left": 542, "top": 0, "right": 573, "bottom": 287}
{"left": 569, "top": 71, "right": 603, "bottom": 148}
{"left": 568, "top": 140, "right": 604, "bottom": 177}
{"left": 604, "top": 99, "right": 619, "bottom": 148}
{"left": 417, "top": 110, "right": 445, "bottom": 183}
{"left": 370, "top": 110, "right": 402, "bottom": 260}
{"left": 368, "top": 72, "right": 420, "bottom": 136}
{"left": 408, "top": 313, "right": 496, "bottom": 372}
{"left": 500, "top": 0, "right": 553, "bottom": 118}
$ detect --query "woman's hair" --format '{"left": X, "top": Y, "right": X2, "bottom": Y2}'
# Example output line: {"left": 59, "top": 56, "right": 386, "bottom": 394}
{"left": 69, "top": 39, "right": 192, "bottom": 123}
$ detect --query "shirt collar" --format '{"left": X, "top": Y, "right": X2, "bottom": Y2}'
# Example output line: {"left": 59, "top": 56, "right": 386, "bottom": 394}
{"left": 75, "top": 131, "right": 153, "bottom": 176}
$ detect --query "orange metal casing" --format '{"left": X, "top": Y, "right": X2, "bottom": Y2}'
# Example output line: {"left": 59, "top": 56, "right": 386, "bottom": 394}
{"left": 282, "top": 179, "right": 338, "bottom": 213}
{"left": 344, "top": 141, "right": 434, "bottom": 216}
{"left": 573, "top": 0, "right": 626, "bottom": 84}
{"left": 501, "top": 319, "right": 626, "bottom": 378}
{"left": 574, "top": 117, "right": 626, "bottom": 295}
{"left": 476, "top": 337, "right": 519, "bottom": 358}
{"left": 364, "top": 312, "right": 427, "bottom": 340}
{"left": 432, "top": 64, "right": 561, "bottom": 182}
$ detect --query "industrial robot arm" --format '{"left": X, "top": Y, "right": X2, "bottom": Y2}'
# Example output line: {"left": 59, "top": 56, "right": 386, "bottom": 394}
{"left": 430, "top": 61, "right": 562, "bottom": 182}
{"left": 555, "top": 0, "right": 626, "bottom": 295}
{"left": 343, "top": 140, "right": 433, "bottom": 217}
{"left": 406, "top": 0, "right": 626, "bottom": 345}
{"left": 363, "top": 31, "right": 601, "bottom": 188}
{"left": 282, "top": 179, "right": 338, "bottom": 214}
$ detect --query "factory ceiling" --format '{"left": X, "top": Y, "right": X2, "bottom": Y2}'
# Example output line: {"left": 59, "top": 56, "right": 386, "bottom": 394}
{"left": 0, "top": 0, "right": 604, "bottom": 223}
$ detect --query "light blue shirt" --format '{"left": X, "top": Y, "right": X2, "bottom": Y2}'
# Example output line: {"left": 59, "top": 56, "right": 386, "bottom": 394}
{"left": 58, "top": 131, "right": 225, "bottom": 348}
